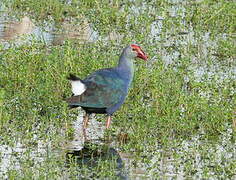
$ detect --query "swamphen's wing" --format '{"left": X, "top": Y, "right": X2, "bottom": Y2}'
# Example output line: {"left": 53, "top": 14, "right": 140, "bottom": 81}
{"left": 66, "top": 69, "right": 127, "bottom": 109}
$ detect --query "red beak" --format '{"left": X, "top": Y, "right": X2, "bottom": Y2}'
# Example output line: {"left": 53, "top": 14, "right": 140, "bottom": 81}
{"left": 131, "top": 44, "right": 148, "bottom": 61}
{"left": 137, "top": 49, "right": 148, "bottom": 61}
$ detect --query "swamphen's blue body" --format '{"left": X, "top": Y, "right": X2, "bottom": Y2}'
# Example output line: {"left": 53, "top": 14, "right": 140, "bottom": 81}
{"left": 66, "top": 44, "right": 147, "bottom": 137}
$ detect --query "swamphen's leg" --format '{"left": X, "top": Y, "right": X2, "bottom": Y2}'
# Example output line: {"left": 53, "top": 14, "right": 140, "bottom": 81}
{"left": 106, "top": 115, "right": 112, "bottom": 129}
{"left": 83, "top": 113, "right": 89, "bottom": 141}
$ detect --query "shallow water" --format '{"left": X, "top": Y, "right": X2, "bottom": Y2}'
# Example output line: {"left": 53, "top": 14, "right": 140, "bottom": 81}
{"left": 0, "top": 14, "right": 99, "bottom": 47}
{"left": 1, "top": 113, "right": 235, "bottom": 179}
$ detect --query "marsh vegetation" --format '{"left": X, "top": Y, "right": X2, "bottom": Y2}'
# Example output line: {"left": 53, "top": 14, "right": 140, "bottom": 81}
{"left": 0, "top": 0, "right": 235, "bottom": 179}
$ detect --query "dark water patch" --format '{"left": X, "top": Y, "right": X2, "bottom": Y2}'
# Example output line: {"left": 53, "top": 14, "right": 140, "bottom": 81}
{"left": 66, "top": 143, "right": 128, "bottom": 179}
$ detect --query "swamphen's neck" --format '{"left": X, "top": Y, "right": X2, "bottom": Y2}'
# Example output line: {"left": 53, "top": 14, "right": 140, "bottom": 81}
{"left": 117, "top": 49, "right": 135, "bottom": 83}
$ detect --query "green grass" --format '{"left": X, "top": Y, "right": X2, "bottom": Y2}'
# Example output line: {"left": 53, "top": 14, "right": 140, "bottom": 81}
{"left": 0, "top": 0, "right": 235, "bottom": 179}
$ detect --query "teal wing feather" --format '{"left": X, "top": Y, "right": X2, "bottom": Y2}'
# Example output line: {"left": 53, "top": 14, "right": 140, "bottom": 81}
{"left": 66, "top": 69, "right": 127, "bottom": 109}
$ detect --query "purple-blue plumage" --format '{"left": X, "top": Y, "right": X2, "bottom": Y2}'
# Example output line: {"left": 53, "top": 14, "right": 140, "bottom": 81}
{"left": 66, "top": 44, "right": 147, "bottom": 131}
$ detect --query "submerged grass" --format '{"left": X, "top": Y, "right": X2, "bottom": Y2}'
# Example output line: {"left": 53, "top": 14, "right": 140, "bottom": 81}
{"left": 0, "top": 0, "right": 235, "bottom": 179}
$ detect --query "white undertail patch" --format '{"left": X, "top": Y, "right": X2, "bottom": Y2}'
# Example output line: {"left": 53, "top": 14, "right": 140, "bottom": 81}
{"left": 71, "top": 80, "right": 86, "bottom": 96}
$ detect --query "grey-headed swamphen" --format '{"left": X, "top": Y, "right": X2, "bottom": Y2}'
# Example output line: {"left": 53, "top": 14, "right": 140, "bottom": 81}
{"left": 66, "top": 44, "right": 147, "bottom": 139}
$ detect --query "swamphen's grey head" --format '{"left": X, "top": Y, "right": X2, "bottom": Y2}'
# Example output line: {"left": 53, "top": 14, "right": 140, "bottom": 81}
{"left": 123, "top": 44, "right": 148, "bottom": 61}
